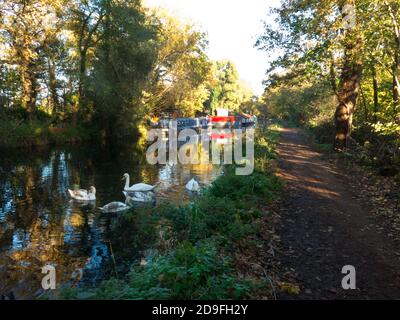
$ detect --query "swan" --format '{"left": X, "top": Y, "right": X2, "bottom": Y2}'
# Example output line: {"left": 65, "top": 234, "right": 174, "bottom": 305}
{"left": 122, "top": 173, "right": 159, "bottom": 192}
{"left": 98, "top": 201, "right": 131, "bottom": 213}
{"left": 68, "top": 186, "right": 96, "bottom": 201}
{"left": 123, "top": 191, "right": 155, "bottom": 203}
{"left": 185, "top": 178, "right": 200, "bottom": 192}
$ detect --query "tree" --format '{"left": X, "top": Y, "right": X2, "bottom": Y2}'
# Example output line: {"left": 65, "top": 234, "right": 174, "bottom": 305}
{"left": 205, "top": 60, "right": 245, "bottom": 114}
{"left": 257, "top": 0, "right": 370, "bottom": 150}
{"left": 88, "top": 0, "right": 158, "bottom": 139}
{"left": 143, "top": 10, "right": 212, "bottom": 117}
{"left": 383, "top": 0, "right": 400, "bottom": 120}
{"left": 0, "top": 0, "right": 65, "bottom": 120}
{"left": 66, "top": 0, "right": 106, "bottom": 113}
{"left": 259, "top": 1, "right": 400, "bottom": 147}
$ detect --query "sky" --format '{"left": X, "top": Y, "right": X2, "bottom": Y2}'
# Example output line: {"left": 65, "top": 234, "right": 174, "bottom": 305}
{"left": 143, "top": 0, "right": 281, "bottom": 96}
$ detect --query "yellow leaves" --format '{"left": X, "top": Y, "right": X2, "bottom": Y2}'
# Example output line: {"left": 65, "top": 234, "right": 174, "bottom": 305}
{"left": 143, "top": 8, "right": 213, "bottom": 117}
{"left": 1, "top": 0, "right": 65, "bottom": 65}
{"left": 68, "top": 48, "right": 79, "bottom": 59}
{"left": 277, "top": 281, "right": 301, "bottom": 295}
{"left": 176, "top": 83, "right": 210, "bottom": 117}
{"left": 137, "top": 124, "right": 149, "bottom": 148}
{"left": 372, "top": 121, "right": 400, "bottom": 135}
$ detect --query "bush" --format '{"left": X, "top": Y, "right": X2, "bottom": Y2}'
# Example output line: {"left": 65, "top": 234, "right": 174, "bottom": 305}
{"left": 208, "top": 167, "right": 281, "bottom": 204}
{"left": 0, "top": 118, "right": 95, "bottom": 148}
{"left": 125, "top": 241, "right": 251, "bottom": 299}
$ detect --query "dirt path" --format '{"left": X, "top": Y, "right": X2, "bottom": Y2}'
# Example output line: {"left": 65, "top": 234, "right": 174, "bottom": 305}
{"left": 275, "top": 127, "right": 400, "bottom": 299}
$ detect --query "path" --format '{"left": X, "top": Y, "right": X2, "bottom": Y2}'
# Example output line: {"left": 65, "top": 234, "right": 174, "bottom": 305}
{"left": 275, "top": 127, "right": 400, "bottom": 299}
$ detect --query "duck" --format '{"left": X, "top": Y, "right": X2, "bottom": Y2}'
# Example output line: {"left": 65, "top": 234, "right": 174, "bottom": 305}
{"left": 123, "top": 190, "right": 155, "bottom": 203}
{"left": 98, "top": 201, "right": 131, "bottom": 213}
{"left": 68, "top": 186, "right": 96, "bottom": 201}
{"left": 122, "top": 173, "right": 159, "bottom": 192}
{"left": 185, "top": 178, "right": 200, "bottom": 192}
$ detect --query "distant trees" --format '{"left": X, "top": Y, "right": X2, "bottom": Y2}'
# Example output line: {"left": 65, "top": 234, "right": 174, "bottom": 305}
{"left": 205, "top": 60, "right": 254, "bottom": 115}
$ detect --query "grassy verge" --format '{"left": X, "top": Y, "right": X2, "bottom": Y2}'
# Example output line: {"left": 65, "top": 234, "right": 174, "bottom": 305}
{"left": 54, "top": 124, "right": 282, "bottom": 300}
{"left": 0, "top": 118, "right": 96, "bottom": 148}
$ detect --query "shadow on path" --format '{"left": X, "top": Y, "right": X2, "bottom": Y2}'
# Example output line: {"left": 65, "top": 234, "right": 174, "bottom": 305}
{"left": 276, "top": 127, "right": 400, "bottom": 299}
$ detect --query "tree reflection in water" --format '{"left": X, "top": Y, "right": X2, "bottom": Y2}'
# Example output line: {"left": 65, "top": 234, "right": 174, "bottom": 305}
{"left": 0, "top": 143, "right": 220, "bottom": 298}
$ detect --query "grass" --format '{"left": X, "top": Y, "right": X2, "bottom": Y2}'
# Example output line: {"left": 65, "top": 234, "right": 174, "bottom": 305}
{"left": 0, "top": 108, "right": 97, "bottom": 148}
{"left": 51, "top": 124, "right": 282, "bottom": 300}
{"left": 0, "top": 120, "right": 96, "bottom": 148}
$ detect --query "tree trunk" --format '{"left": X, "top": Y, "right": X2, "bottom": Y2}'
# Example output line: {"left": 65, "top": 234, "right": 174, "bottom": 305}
{"left": 393, "top": 38, "right": 400, "bottom": 120}
{"left": 74, "top": 48, "right": 87, "bottom": 125}
{"left": 330, "top": 56, "right": 338, "bottom": 95}
{"left": 360, "top": 86, "right": 368, "bottom": 121}
{"left": 334, "top": 2, "right": 363, "bottom": 151}
{"left": 334, "top": 61, "right": 362, "bottom": 150}
{"left": 385, "top": 0, "right": 400, "bottom": 122}
{"left": 20, "top": 60, "right": 38, "bottom": 121}
{"left": 78, "top": 49, "right": 87, "bottom": 104}
{"left": 372, "top": 63, "right": 379, "bottom": 122}
{"left": 48, "top": 59, "right": 60, "bottom": 116}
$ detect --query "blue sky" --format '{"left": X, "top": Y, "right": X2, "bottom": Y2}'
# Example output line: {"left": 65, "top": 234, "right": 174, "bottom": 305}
{"left": 143, "top": 0, "right": 281, "bottom": 96}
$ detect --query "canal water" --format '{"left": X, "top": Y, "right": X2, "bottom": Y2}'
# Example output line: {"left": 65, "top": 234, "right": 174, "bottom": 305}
{"left": 0, "top": 142, "right": 221, "bottom": 299}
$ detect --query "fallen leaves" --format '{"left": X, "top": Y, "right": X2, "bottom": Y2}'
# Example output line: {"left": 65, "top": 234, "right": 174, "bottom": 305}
{"left": 277, "top": 281, "right": 301, "bottom": 295}
{"left": 344, "top": 163, "right": 400, "bottom": 239}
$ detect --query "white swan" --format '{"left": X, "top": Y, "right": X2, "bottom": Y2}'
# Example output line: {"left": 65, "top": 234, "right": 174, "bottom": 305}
{"left": 98, "top": 201, "right": 130, "bottom": 213}
{"left": 122, "top": 173, "right": 159, "bottom": 192}
{"left": 185, "top": 178, "right": 200, "bottom": 192}
{"left": 68, "top": 186, "right": 96, "bottom": 201}
{"left": 123, "top": 191, "right": 155, "bottom": 203}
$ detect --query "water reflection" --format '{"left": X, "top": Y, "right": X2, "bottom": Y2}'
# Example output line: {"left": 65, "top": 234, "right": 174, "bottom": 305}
{"left": 0, "top": 143, "right": 220, "bottom": 299}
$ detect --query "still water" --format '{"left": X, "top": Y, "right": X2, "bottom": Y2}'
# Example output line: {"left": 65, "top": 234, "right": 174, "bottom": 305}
{"left": 0, "top": 142, "right": 221, "bottom": 299}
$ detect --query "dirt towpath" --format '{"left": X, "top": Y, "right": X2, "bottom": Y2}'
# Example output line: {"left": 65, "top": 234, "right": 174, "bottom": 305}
{"left": 275, "top": 127, "right": 400, "bottom": 299}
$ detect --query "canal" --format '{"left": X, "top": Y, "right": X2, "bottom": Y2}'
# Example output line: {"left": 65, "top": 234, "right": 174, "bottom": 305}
{"left": 0, "top": 142, "right": 221, "bottom": 298}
